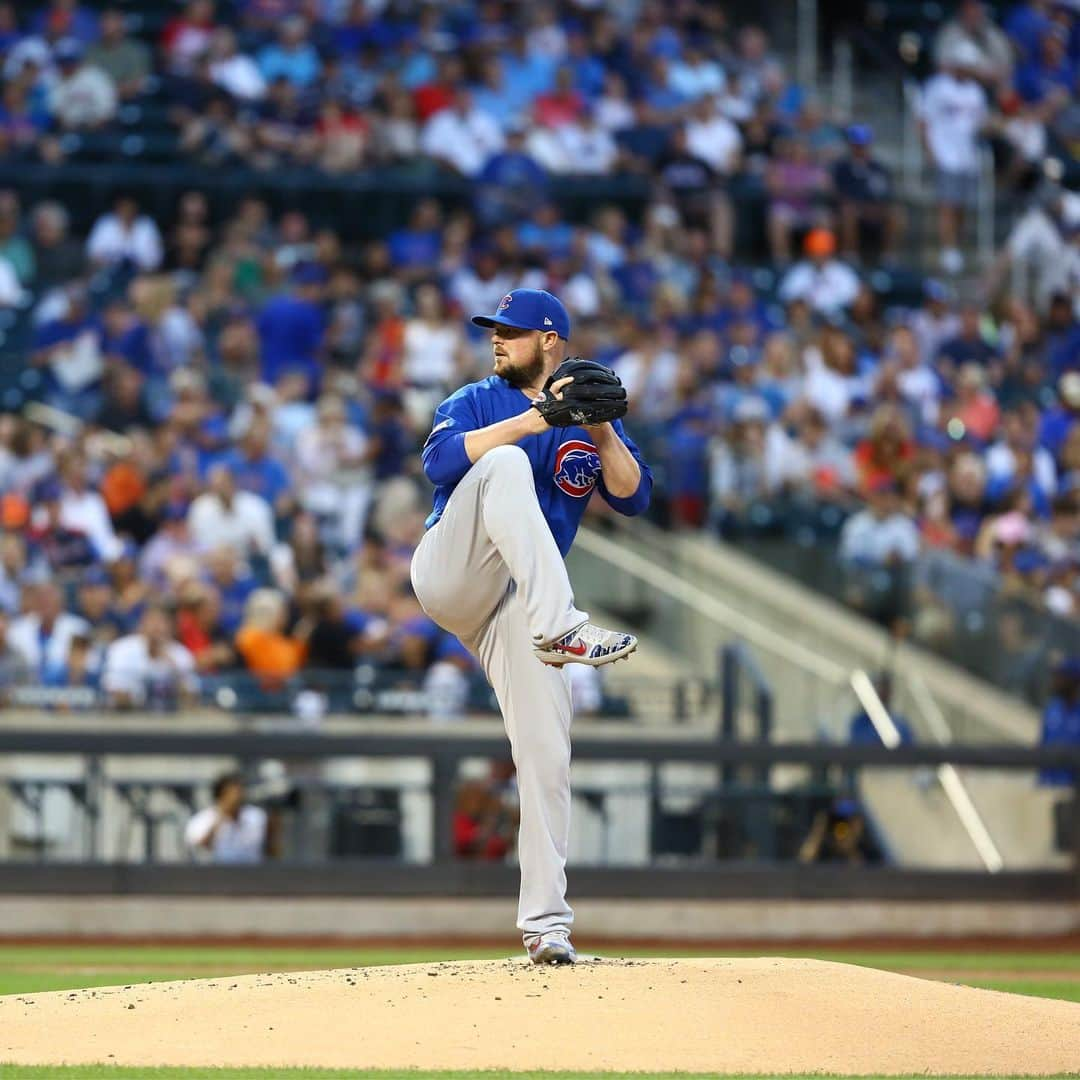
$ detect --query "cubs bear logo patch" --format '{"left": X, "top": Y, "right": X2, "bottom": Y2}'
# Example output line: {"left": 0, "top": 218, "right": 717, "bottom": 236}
{"left": 554, "top": 439, "right": 601, "bottom": 498}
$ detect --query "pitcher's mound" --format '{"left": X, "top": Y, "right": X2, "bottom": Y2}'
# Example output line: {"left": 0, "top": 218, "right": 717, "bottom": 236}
{"left": 2, "top": 957, "right": 1079, "bottom": 1075}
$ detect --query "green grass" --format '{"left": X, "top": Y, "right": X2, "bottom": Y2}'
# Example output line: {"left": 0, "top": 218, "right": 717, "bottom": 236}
{"left": 3, "top": 1071, "right": 1080, "bottom": 1080}
{"left": 1, "top": 944, "right": 1079, "bottom": 1000}
{"left": 963, "top": 979, "right": 1080, "bottom": 1003}
{"left": 4, "top": 944, "right": 1080, "bottom": 969}
{"left": 0, "top": 945, "right": 509, "bottom": 969}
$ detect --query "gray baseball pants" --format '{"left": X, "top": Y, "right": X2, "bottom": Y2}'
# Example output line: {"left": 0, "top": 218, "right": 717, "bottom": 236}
{"left": 410, "top": 444, "right": 588, "bottom": 944}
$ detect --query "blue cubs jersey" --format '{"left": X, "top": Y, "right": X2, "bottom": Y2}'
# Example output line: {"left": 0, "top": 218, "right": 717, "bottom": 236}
{"left": 421, "top": 375, "right": 653, "bottom": 557}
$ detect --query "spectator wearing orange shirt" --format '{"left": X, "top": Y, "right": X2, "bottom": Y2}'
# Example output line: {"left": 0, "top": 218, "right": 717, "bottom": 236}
{"left": 854, "top": 404, "right": 915, "bottom": 496}
{"left": 949, "top": 363, "right": 1002, "bottom": 443}
{"left": 234, "top": 588, "right": 308, "bottom": 688}
{"left": 100, "top": 448, "right": 148, "bottom": 540}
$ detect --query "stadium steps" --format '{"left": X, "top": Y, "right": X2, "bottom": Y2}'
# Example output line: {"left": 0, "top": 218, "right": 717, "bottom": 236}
{"left": 570, "top": 522, "right": 1062, "bottom": 872}
{"left": 856, "top": 769, "right": 988, "bottom": 868}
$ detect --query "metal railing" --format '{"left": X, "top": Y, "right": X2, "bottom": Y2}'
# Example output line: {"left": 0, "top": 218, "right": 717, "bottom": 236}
{"left": 0, "top": 727, "right": 1077, "bottom": 894}
{"left": 2, "top": 666, "right": 712, "bottom": 727}
{"left": 851, "top": 668, "right": 1003, "bottom": 873}
{"left": 574, "top": 523, "right": 1014, "bottom": 870}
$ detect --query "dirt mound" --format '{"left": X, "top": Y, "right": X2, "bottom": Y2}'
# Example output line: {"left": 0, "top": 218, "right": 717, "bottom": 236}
{"left": 2, "top": 957, "right": 1078, "bottom": 1074}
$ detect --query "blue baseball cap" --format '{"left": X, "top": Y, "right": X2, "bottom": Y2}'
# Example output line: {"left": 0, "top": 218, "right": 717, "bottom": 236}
{"left": 54, "top": 38, "right": 84, "bottom": 65}
{"left": 471, "top": 289, "right": 570, "bottom": 340}
{"left": 845, "top": 124, "right": 873, "bottom": 146}
{"left": 924, "top": 278, "right": 951, "bottom": 303}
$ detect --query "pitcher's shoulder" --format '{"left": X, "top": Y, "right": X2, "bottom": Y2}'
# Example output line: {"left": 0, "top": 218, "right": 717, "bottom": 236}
{"left": 472, "top": 375, "right": 508, "bottom": 395}
{"left": 442, "top": 375, "right": 504, "bottom": 404}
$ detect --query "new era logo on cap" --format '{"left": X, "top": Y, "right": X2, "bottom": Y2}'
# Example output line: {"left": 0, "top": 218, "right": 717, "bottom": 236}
{"left": 471, "top": 289, "right": 571, "bottom": 340}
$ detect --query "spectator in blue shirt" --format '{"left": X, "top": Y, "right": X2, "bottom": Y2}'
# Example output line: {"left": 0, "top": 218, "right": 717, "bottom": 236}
{"left": 1005, "top": 2, "right": 1054, "bottom": 64}
{"left": 0, "top": 4, "right": 22, "bottom": 55}
{"left": 100, "top": 297, "right": 152, "bottom": 376}
{"left": 642, "top": 56, "right": 689, "bottom": 115}
{"left": 255, "top": 261, "right": 327, "bottom": 395}
{"left": 220, "top": 417, "right": 293, "bottom": 515}
{"left": 42, "top": 630, "right": 99, "bottom": 691}
{"left": 332, "top": 1, "right": 399, "bottom": 56}
{"left": 324, "top": 47, "right": 381, "bottom": 107}
{"left": 387, "top": 199, "right": 443, "bottom": 276}
{"left": 32, "top": 0, "right": 99, "bottom": 45}
{"left": 1015, "top": 23, "right": 1076, "bottom": 104}
{"left": 711, "top": 272, "right": 779, "bottom": 339}
{"left": 258, "top": 16, "right": 322, "bottom": 89}
{"left": 565, "top": 30, "right": 608, "bottom": 101}
{"left": 471, "top": 56, "right": 528, "bottom": 122}
{"left": 612, "top": 245, "right": 661, "bottom": 316}
{"left": 73, "top": 566, "right": 125, "bottom": 649}
{"left": 832, "top": 125, "right": 899, "bottom": 263}
{"left": 368, "top": 390, "right": 413, "bottom": 482}
{"left": 664, "top": 386, "right": 714, "bottom": 529}
{"left": 517, "top": 202, "right": 574, "bottom": 260}
{"left": 1045, "top": 289, "right": 1080, "bottom": 379}
{"left": 204, "top": 545, "right": 257, "bottom": 638}
{"left": 475, "top": 126, "right": 549, "bottom": 227}
{"left": 936, "top": 304, "right": 1000, "bottom": 376}
{"left": 1040, "top": 657, "right": 1080, "bottom": 785}
{"left": 1039, "top": 372, "right": 1080, "bottom": 462}
{"left": 397, "top": 36, "right": 436, "bottom": 91}
{"left": 497, "top": 32, "right": 556, "bottom": 110}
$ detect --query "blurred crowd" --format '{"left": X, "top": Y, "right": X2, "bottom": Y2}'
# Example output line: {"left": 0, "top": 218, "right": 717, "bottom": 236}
{"left": 0, "top": 0, "right": 1073, "bottom": 264}
{"left": 0, "top": 1, "right": 1075, "bottom": 712}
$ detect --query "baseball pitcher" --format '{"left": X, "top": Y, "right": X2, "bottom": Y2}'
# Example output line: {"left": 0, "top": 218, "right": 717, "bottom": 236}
{"left": 410, "top": 288, "right": 652, "bottom": 965}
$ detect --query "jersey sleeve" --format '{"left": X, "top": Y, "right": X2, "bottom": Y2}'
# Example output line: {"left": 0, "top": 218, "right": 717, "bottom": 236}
{"left": 421, "top": 390, "right": 482, "bottom": 488}
{"left": 597, "top": 420, "right": 653, "bottom": 516}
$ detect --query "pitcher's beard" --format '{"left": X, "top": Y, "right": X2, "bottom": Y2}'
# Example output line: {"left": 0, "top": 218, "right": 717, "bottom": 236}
{"left": 498, "top": 342, "right": 547, "bottom": 390}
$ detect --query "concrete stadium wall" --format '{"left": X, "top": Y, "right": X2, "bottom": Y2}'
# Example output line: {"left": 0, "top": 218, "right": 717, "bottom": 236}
{"left": 1, "top": 896, "right": 1077, "bottom": 941}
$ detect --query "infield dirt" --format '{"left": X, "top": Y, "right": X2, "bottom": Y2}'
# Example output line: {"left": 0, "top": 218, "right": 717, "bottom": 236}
{"left": 2, "top": 957, "right": 1079, "bottom": 1075}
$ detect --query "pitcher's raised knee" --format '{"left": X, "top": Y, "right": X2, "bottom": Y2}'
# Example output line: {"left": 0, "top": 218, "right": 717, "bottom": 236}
{"left": 479, "top": 444, "right": 533, "bottom": 485}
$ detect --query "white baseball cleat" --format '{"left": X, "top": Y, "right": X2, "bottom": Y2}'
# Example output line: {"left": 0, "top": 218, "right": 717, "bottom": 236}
{"left": 526, "top": 932, "right": 577, "bottom": 965}
{"left": 534, "top": 621, "right": 637, "bottom": 667}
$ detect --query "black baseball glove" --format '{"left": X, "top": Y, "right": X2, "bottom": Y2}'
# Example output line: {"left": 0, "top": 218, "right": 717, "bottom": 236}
{"left": 531, "top": 357, "right": 628, "bottom": 428}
